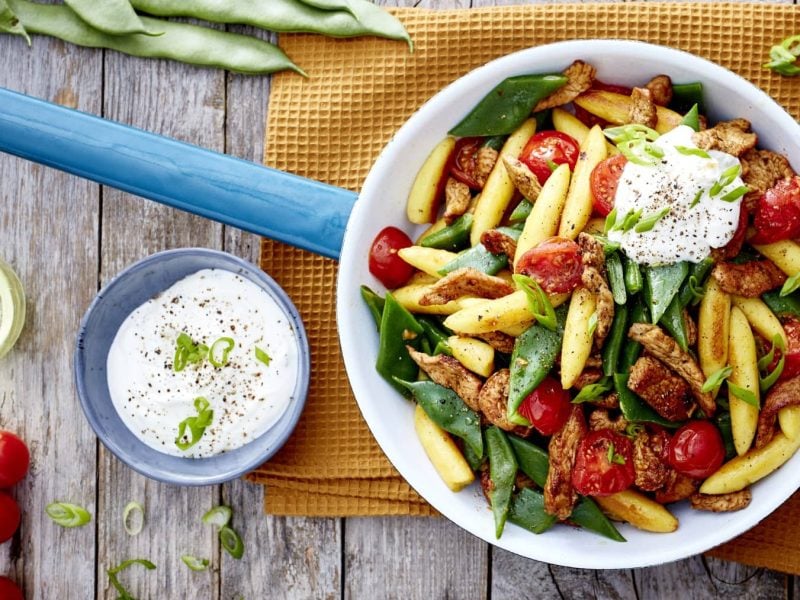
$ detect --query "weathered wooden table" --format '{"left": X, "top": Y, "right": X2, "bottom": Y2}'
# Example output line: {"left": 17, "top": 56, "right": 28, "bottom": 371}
{"left": 0, "top": 1, "right": 796, "bottom": 598}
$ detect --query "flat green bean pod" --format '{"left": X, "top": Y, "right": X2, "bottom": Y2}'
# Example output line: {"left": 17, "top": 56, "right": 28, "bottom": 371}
{"left": 0, "top": 0, "right": 28, "bottom": 44}
{"left": 8, "top": 0, "right": 305, "bottom": 75}
{"left": 129, "top": 0, "right": 412, "bottom": 49}
{"left": 64, "top": 0, "right": 162, "bottom": 36}
{"left": 298, "top": 0, "right": 357, "bottom": 19}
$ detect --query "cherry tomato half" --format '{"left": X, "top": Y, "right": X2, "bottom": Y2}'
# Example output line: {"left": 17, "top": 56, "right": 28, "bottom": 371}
{"left": 590, "top": 154, "right": 627, "bottom": 217}
{"left": 515, "top": 237, "right": 583, "bottom": 294}
{"left": 368, "top": 227, "right": 415, "bottom": 290}
{"left": 714, "top": 204, "right": 749, "bottom": 261}
{"left": 517, "top": 376, "right": 571, "bottom": 436}
{"left": 750, "top": 177, "right": 800, "bottom": 244}
{"left": 0, "top": 493, "right": 20, "bottom": 544}
{"left": 519, "top": 131, "right": 580, "bottom": 185}
{"left": 668, "top": 420, "right": 725, "bottom": 479}
{"left": 450, "top": 137, "right": 483, "bottom": 190}
{"left": 571, "top": 429, "right": 635, "bottom": 497}
{"left": 0, "top": 431, "right": 30, "bottom": 489}
{"left": 0, "top": 577, "right": 23, "bottom": 600}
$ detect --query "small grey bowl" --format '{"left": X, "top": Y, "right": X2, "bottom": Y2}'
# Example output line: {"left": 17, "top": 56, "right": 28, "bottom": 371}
{"left": 74, "top": 248, "right": 310, "bottom": 486}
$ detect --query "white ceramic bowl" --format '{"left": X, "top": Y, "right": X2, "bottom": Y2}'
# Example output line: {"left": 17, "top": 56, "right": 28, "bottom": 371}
{"left": 337, "top": 40, "right": 800, "bottom": 568}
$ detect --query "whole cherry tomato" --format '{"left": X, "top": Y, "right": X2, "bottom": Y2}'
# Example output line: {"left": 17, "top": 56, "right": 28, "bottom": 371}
{"left": 750, "top": 177, "right": 800, "bottom": 244}
{"left": 668, "top": 420, "right": 725, "bottom": 479}
{"left": 450, "top": 137, "right": 483, "bottom": 190}
{"left": 368, "top": 226, "right": 415, "bottom": 289}
{"left": 0, "top": 431, "right": 30, "bottom": 488}
{"left": 590, "top": 154, "right": 627, "bottom": 217}
{"left": 571, "top": 429, "right": 635, "bottom": 496}
{"left": 517, "top": 376, "right": 571, "bottom": 435}
{"left": 519, "top": 131, "right": 580, "bottom": 185}
{"left": 515, "top": 237, "right": 583, "bottom": 294}
{"left": 0, "top": 577, "right": 23, "bottom": 600}
{"left": 0, "top": 493, "right": 20, "bottom": 544}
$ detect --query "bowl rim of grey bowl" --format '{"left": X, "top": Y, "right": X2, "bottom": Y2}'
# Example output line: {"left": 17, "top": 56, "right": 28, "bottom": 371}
{"left": 74, "top": 247, "right": 310, "bottom": 486}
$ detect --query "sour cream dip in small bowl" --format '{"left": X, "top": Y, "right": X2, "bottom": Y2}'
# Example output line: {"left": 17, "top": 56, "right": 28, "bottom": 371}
{"left": 75, "top": 248, "right": 309, "bottom": 486}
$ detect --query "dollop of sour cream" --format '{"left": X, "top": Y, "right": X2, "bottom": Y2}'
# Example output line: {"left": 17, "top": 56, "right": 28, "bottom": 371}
{"left": 607, "top": 125, "right": 745, "bottom": 265}
{"left": 107, "top": 269, "right": 299, "bottom": 458}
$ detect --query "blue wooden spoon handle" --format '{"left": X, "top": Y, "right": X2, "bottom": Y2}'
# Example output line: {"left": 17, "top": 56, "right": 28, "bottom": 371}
{"left": 0, "top": 87, "right": 357, "bottom": 260}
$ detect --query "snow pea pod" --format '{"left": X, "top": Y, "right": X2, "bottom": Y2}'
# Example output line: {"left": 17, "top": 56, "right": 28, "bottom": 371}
{"left": 508, "top": 488, "right": 556, "bottom": 534}
{"left": 0, "top": 0, "right": 28, "bottom": 43}
{"left": 376, "top": 293, "right": 423, "bottom": 395}
{"left": 509, "top": 199, "right": 533, "bottom": 224}
{"left": 677, "top": 257, "right": 714, "bottom": 308}
{"left": 486, "top": 426, "right": 517, "bottom": 538}
{"left": 449, "top": 74, "right": 568, "bottom": 137}
{"left": 623, "top": 256, "right": 643, "bottom": 295}
{"left": 420, "top": 214, "right": 473, "bottom": 252}
{"left": 606, "top": 252, "right": 626, "bottom": 305}
{"left": 507, "top": 434, "right": 548, "bottom": 487}
{"left": 571, "top": 497, "right": 625, "bottom": 542}
{"left": 298, "top": 0, "right": 357, "bottom": 19}
{"left": 614, "top": 372, "right": 680, "bottom": 428}
{"left": 763, "top": 289, "right": 800, "bottom": 318}
{"left": 417, "top": 316, "right": 451, "bottom": 354}
{"left": 438, "top": 227, "right": 521, "bottom": 275}
{"left": 395, "top": 379, "right": 483, "bottom": 458}
{"left": 671, "top": 82, "right": 705, "bottom": 115}
{"left": 508, "top": 304, "right": 568, "bottom": 424}
{"left": 602, "top": 303, "right": 629, "bottom": 377}
{"left": 129, "top": 0, "right": 412, "bottom": 48}
{"left": 660, "top": 296, "right": 690, "bottom": 352}
{"left": 619, "top": 298, "right": 649, "bottom": 374}
{"left": 716, "top": 411, "right": 737, "bottom": 460}
{"left": 644, "top": 261, "right": 688, "bottom": 325}
{"left": 680, "top": 104, "right": 701, "bottom": 132}
{"left": 65, "top": 0, "right": 161, "bottom": 36}
{"left": 7, "top": 0, "right": 304, "bottom": 75}
{"left": 359, "top": 285, "right": 384, "bottom": 330}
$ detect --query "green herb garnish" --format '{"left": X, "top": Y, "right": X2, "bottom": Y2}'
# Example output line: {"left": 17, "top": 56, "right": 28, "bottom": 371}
{"left": 634, "top": 207, "right": 671, "bottom": 233}
{"left": 209, "top": 336, "right": 235, "bottom": 367}
{"left": 701, "top": 366, "right": 733, "bottom": 394}
{"left": 606, "top": 442, "right": 626, "bottom": 465}
{"left": 572, "top": 378, "right": 613, "bottom": 404}
{"left": 255, "top": 346, "right": 272, "bottom": 366}
{"left": 690, "top": 188, "right": 704, "bottom": 208}
{"left": 107, "top": 558, "right": 156, "bottom": 600}
{"left": 202, "top": 505, "right": 232, "bottom": 528}
{"left": 709, "top": 164, "right": 741, "bottom": 197}
{"left": 173, "top": 332, "right": 209, "bottom": 372}
{"left": 764, "top": 35, "right": 800, "bottom": 76}
{"left": 46, "top": 502, "right": 92, "bottom": 528}
{"left": 759, "top": 334, "right": 787, "bottom": 392}
{"left": 728, "top": 381, "right": 759, "bottom": 407}
{"left": 175, "top": 397, "right": 214, "bottom": 451}
{"left": 220, "top": 526, "right": 245, "bottom": 559}
{"left": 675, "top": 145, "right": 711, "bottom": 159}
{"left": 513, "top": 274, "right": 557, "bottom": 331}
{"left": 780, "top": 272, "right": 800, "bottom": 297}
{"left": 181, "top": 555, "right": 210, "bottom": 572}
{"left": 122, "top": 501, "right": 145, "bottom": 536}
{"left": 720, "top": 186, "right": 749, "bottom": 203}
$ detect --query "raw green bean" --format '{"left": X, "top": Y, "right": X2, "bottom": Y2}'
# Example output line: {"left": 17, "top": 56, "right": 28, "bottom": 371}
{"left": 716, "top": 411, "right": 737, "bottom": 460}
{"left": 508, "top": 488, "right": 556, "bottom": 534}
{"left": 0, "top": 0, "right": 28, "bottom": 43}
{"left": 65, "top": 0, "right": 161, "bottom": 36}
{"left": 420, "top": 214, "right": 473, "bottom": 251}
{"left": 486, "top": 427, "right": 517, "bottom": 538}
{"left": 438, "top": 243, "right": 507, "bottom": 276}
{"left": 606, "top": 252, "right": 626, "bottom": 305}
{"left": 509, "top": 199, "right": 533, "bottom": 224}
{"left": 449, "top": 74, "right": 568, "bottom": 137}
{"left": 507, "top": 435, "right": 548, "bottom": 487}
{"left": 644, "top": 262, "right": 688, "bottom": 325}
{"left": 375, "top": 293, "right": 423, "bottom": 395}
{"left": 8, "top": 0, "right": 305, "bottom": 75}
{"left": 508, "top": 305, "right": 568, "bottom": 424}
{"left": 130, "top": 0, "right": 412, "bottom": 48}
{"left": 298, "top": 0, "right": 357, "bottom": 19}
{"left": 570, "top": 497, "right": 625, "bottom": 542}
{"left": 623, "top": 256, "right": 642, "bottom": 295}
{"left": 395, "top": 379, "right": 483, "bottom": 458}
{"left": 619, "top": 299, "right": 649, "bottom": 374}
{"left": 359, "top": 285, "right": 384, "bottom": 330}
{"left": 614, "top": 373, "right": 680, "bottom": 428}
{"left": 602, "top": 303, "right": 628, "bottom": 377}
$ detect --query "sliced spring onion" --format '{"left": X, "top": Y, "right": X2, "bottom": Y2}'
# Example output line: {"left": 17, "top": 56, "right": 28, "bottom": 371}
{"left": 571, "top": 379, "right": 612, "bottom": 404}
{"left": 759, "top": 334, "right": 786, "bottom": 392}
{"left": 220, "top": 525, "right": 245, "bottom": 559}
{"left": 122, "top": 501, "right": 145, "bottom": 536}
{"left": 512, "top": 274, "right": 557, "bottom": 331}
{"left": 587, "top": 312, "right": 598, "bottom": 337}
{"left": 592, "top": 235, "right": 621, "bottom": 253}
{"left": 780, "top": 272, "right": 800, "bottom": 297}
{"left": 107, "top": 558, "right": 156, "bottom": 600}
{"left": 255, "top": 346, "right": 272, "bottom": 366}
{"left": 687, "top": 275, "right": 706, "bottom": 305}
{"left": 546, "top": 159, "right": 559, "bottom": 172}
{"left": 720, "top": 186, "right": 749, "bottom": 203}
{"left": 175, "top": 396, "right": 214, "bottom": 451}
{"left": 634, "top": 207, "right": 671, "bottom": 233}
{"left": 618, "top": 208, "right": 643, "bottom": 232}
{"left": 618, "top": 138, "right": 664, "bottom": 167}
{"left": 624, "top": 423, "right": 645, "bottom": 438}
{"left": 701, "top": 366, "right": 733, "bottom": 394}
{"left": 606, "top": 442, "right": 626, "bottom": 465}
{"left": 174, "top": 332, "right": 209, "bottom": 372}
{"left": 728, "top": 381, "right": 759, "bottom": 407}
{"left": 603, "top": 124, "right": 660, "bottom": 143}
{"left": 603, "top": 207, "right": 618, "bottom": 234}
{"left": 709, "top": 164, "right": 741, "bottom": 197}
{"left": 674, "top": 145, "right": 711, "bottom": 159}
{"left": 181, "top": 555, "right": 210, "bottom": 572}
{"left": 690, "top": 188, "right": 704, "bottom": 208}
{"left": 46, "top": 502, "right": 92, "bottom": 528}
{"left": 764, "top": 35, "right": 800, "bottom": 76}
{"left": 202, "top": 505, "right": 233, "bottom": 528}
{"left": 208, "top": 337, "right": 235, "bottom": 367}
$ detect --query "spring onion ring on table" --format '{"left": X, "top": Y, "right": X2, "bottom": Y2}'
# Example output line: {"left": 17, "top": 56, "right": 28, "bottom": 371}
{"left": 362, "top": 58, "right": 800, "bottom": 544}
{"left": 0, "top": 258, "right": 25, "bottom": 360}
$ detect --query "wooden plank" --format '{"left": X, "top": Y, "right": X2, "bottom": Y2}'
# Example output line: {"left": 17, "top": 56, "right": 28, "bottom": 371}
{"left": 95, "top": 51, "right": 226, "bottom": 600}
{"left": 0, "top": 34, "right": 101, "bottom": 599}
{"left": 220, "top": 25, "right": 343, "bottom": 600}
{"left": 345, "top": 516, "right": 489, "bottom": 599}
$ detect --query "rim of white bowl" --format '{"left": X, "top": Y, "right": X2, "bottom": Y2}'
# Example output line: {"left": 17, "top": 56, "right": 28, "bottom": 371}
{"left": 338, "top": 40, "right": 800, "bottom": 568}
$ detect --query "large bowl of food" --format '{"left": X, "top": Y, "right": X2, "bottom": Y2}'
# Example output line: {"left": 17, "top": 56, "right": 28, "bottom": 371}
{"left": 337, "top": 40, "right": 800, "bottom": 568}
{"left": 75, "top": 248, "right": 310, "bottom": 485}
